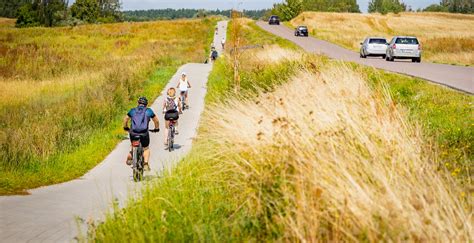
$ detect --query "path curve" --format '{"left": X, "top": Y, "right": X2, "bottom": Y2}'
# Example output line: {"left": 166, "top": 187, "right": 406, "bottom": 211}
{"left": 0, "top": 21, "right": 228, "bottom": 243}
{"left": 256, "top": 21, "right": 473, "bottom": 94}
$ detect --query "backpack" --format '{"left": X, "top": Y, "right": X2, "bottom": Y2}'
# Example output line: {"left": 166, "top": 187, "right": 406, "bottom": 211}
{"left": 131, "top": 107, "right": 149, "bottom": 133}
{"left": 165, "top": 97, "right": 177, "bottom": 111}
{"left": 211, "top": 50, "right": 218, "bottom": 59}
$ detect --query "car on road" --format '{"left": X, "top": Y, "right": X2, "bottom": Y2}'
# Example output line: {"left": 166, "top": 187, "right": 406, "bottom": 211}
{"left": 360, "top": 37, "right": 387, "bottom": 59}
{"left": 268, "top": 15, "right": 280, "bottom": 25}
{"left": 294, "top": 26, "right": 309, "bottom": 37}
{"left": 386, "top": 36, "right": 421, "bottom": 63}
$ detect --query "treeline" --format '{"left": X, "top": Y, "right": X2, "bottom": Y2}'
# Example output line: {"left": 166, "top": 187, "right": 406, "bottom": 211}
{"left": 123, "top": 8, "right": 268, "bottom": 21}
{"left": 0, "top": 0, "right": 122, "bottom": 27}
{"left": 271, "top": 0, "right": 360, "bottom": 21}
{"left": 423, "top": 0, "right": 473, "bottom": 13}
{"left": 368, "top": 0, "right": 406, "bottom": 14}
{"left": 368, "top": 0, "right": 472, "bottom": 14}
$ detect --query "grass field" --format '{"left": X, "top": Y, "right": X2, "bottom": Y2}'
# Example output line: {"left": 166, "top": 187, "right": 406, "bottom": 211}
{"left": 90, "top": 19, "right": 472, "bottom": 242}
{"left": 0, "top": 18, "right": 216, "bottom": 194}
{"left": 290, "top": 12, "right": 474, "bottom": 66}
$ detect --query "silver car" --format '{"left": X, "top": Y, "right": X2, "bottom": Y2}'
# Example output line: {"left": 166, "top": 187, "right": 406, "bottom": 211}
{"left": 360, "top": 37, "right": 388, "bottom": 59}
{"left": 386, "top": 36, "right": 421, "bottom": 63}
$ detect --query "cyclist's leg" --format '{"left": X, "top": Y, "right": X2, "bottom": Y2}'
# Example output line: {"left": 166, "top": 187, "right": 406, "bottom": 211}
{"left": 164, "top": 120, "right": 170, "bottom": 145}
{"left": 141, "top": 133, "right": 151, "bottom": 170}
{"left": 126, "top": 137, "right": 133, "bottom": 165}
{"left": 185, "top": 90, "right": 189, "bottom": 105}
{"left": 175, "top": 120, "right": 179, "bottom": 135}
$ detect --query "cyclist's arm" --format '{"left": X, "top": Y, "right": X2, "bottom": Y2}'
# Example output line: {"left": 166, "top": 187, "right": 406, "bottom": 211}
{"left": 187, "top": 80, "right": 191, "bottom": 88}
{"left": 152, "top": 116, "right": 159, "bottom": 129}
{"left": 123, "top": 116, "right": 130, "bottom": 128}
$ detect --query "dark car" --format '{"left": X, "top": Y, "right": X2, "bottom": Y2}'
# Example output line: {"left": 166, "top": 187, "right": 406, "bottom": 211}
{"left": 295, "top": 26, "right": 308, "bottom": 37}
{"left": 268, "top": 15, "right": 280, "bottom": 25}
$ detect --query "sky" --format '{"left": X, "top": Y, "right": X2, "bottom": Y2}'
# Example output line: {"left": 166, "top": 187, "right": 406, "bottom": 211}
{"left": 120, "top": 0, "right": 439, "bottom": 12}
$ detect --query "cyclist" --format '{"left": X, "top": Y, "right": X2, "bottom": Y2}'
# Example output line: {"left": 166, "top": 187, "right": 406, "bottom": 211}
{"left": 210, "top": 47, "right": 218, "bottom": 62}
{"left": 123, "top": 97, "right": 159, "bottom": 171}
{"left": 215, "top": 26, "right": 218, "bottom": 35}
{"left": 176, "top": 72, "right": 191, "bottom": 108}
{"left": 163, "top": 88, "right": 181, "bottom": 146}
{"left": 221, "top": 37, "right": 226, "bottom": 50}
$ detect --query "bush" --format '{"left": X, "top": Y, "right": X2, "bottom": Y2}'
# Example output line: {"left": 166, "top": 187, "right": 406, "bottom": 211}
{"left": 15, "top": 4, "right": 39, "bottom": 27}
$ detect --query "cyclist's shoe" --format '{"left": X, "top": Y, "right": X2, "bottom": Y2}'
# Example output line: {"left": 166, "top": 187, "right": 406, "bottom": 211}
{"left": 144, "top": 163, "right": 151, "bottom": 171}
{"left": 125, "top": 152, "right": 132, "bottom": 166}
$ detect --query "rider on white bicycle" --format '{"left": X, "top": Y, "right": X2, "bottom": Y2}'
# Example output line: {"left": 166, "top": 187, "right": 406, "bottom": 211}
{"left": 176, "top": 72, "right": 191, "bottom": 108}
{"left": 163, "top": 88, "right": 181, "bottom": 146}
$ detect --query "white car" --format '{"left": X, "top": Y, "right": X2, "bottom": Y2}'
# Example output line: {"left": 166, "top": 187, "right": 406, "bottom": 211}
{"left": 360, "top": 37, "right": 388, "bottom": 59}
{"left": 386, "top": 36, "right": 421, "bottom": 63}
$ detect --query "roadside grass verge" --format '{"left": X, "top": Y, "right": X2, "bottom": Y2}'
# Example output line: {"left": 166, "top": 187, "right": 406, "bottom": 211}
{"left": 0, "top": 18, "right": 216, "bottom": 194}
{"left": 90, "top": 20, "right": 472, "bottom": 241}
{"left": 360, "top": 67, "right": 473, "bottom": 181}
{"left": 290, "top": 12, "right": 474, "bottom": 66}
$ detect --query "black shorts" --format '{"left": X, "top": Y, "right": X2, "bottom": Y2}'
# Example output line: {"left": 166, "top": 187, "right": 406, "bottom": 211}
{"left": 129, "top": 132, "right": 150, "bottom": 147}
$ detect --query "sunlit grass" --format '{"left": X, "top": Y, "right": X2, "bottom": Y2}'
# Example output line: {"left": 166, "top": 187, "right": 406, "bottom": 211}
{"left": 0, "top": 18, "right": 216, "bottom": 194}
{"left": 91, "top": 20, "right": 472, "bottom": 241}
{"left": 290, "top": 12, "right": 474, "bottom": 66}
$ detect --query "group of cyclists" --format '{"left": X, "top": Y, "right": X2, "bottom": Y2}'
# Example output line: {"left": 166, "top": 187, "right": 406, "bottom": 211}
{"left": 123, "top": 72, "right": 191, "bottom": 171}
{"left": 123, "top": 24, "right": 223, "bottom": 173}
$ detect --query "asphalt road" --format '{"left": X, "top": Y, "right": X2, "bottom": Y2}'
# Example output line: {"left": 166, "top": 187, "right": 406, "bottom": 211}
{"left": 257, "top": 21, "right": 473, "bottom": 94}
{"left": 0, "top": 20, "right": 228, "bottom": 243}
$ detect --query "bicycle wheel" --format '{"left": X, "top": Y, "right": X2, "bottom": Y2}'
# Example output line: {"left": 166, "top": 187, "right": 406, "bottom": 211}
{"left": 168, "top": 127, "right": 173, "bottom": 152}
{"left": 181, "top": 96, "right": 186, "bottom": 111}
{"left": 132, "top": 147, "right": 140, "bottom": 182}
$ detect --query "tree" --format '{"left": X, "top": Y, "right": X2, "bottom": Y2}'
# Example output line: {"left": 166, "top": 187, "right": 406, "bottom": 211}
{"left": 423, "top": 4, "right": 449, "bottom": 12}
{"left": 368, "top": 0, "right": 406, "bottom": 14}
{"left": 303, "top": 0, "right": 360, "bottom": 12}
{"left": 98, "top": 0, "right": 122, "bottom": 22}
{"left": 440, "top": 0, "right": 473, "bottom": 13}
{"left": 71, "top": 0, "right": 100, "bottom": 23}
{"left": 35, "top": 0, "right": 68, "bottom": 27}
{"left": 0, "top": 0, "right": 31, "bottom": 18}
{"left": 272, "top": 0, "right": 303, "bottom": 21}
{"left": 15, "top": 3, "right": 39, "bottom": 27}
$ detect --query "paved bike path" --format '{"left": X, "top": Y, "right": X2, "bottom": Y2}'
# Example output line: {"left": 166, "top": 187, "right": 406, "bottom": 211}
{"left": 0, "top": 20, "right": 228, "bottom": 243}
{"left": 256, "top": 21, "right": 473, "bottom": 94}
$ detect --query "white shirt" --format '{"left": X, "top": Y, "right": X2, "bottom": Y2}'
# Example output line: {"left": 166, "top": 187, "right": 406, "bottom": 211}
{"left": 178, "top": 78, "right": 189, "bottom": 92}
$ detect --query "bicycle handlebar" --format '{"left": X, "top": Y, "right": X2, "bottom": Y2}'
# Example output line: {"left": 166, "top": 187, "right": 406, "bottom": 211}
{"left": 124, "top": 127, "right": 159, "bottom": 133}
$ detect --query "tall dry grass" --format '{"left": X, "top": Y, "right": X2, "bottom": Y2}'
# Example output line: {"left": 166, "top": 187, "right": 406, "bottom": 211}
{"left": 291, "top": 12, "right": 474, "bottom": 66}
{"left": 202, "top": 63, "right": 472, "bottom": 241}
{"left": 0, "top": 18, "right": 215, "bottom": 194}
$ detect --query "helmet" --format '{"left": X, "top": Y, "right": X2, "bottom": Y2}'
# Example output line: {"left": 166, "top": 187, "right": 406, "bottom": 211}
{"left": 138, "top": 97, "right": 148, "bottom": 106}
{"left": 181, "top": 72, "right": 186, "bottom": 76}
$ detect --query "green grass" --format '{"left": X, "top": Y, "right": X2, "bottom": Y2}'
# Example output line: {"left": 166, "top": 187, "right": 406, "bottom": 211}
{"left": 0, "top": 66, "right": 177, "bottom": 195}
{"left": 90, "top": 20, "right": 472, "bottom": 241}
{"left": 361, "top": 67, "right": 473, "bottom": 180}
{"left": 0, "top": 18, "right": 217, "bottom": 194}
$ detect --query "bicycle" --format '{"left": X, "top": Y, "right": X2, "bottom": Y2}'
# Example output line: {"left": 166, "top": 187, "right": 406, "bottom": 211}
{"left": 164, "top": 110, "right": 179, "bottom": 152}
{"left": 167, "top": 120, "right": 176, "bottom": 152}
{"left": 129, "top": 129, "right": 158, "bottom": 182}
{"left": 180, "top": 91, "right": 188, "bottom": 111}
